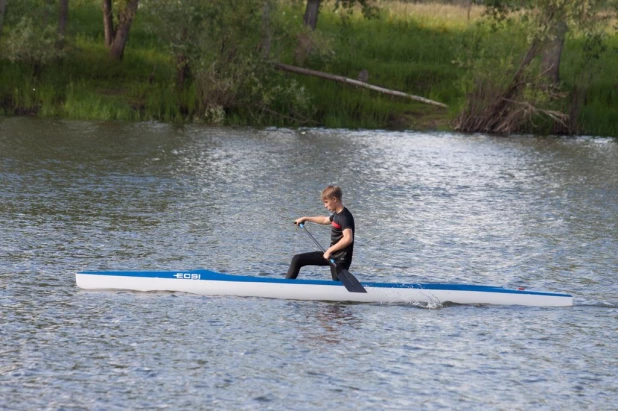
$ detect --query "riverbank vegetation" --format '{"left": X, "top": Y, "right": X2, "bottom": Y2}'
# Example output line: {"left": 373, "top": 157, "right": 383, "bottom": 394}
{"left": 0, "top": 0, "right": 616, "bottom": 136}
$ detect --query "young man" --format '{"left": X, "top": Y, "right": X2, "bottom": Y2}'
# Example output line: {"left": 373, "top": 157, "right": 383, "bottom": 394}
{"left": 286, "top": 185, "right": 355, "bottom": 281}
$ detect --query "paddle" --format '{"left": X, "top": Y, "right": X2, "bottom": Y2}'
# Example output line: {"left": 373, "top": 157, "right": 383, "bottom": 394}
{"left": 298, "top": 222, "right": 367, "bottom": 293}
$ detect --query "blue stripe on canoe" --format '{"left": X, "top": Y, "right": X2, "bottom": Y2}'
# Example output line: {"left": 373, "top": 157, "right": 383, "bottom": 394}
{"left": 78, "top": 270, "right": 572, "bottom": 298}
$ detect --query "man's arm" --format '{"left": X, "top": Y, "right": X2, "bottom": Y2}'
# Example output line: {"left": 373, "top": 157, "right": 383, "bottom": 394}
{"left": 324, "top": 228, "right": 353, "bottom": 260}
{"left": 294, "top": 216, "right": 331, "bottom": 225}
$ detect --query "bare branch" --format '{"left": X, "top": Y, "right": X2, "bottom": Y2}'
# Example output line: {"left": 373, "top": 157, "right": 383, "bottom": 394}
{"left": 273, "top": 62, "right": 448, "bottom": 109}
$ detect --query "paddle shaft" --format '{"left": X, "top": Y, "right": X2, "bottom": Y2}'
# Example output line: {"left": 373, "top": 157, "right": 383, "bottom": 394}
{"left": 300, "top": 223, "right": 329, "bottom": 254}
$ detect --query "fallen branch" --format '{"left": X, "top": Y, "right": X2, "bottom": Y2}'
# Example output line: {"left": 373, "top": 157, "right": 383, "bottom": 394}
{"left": 273, "top": 62, "right": 448, "bottom": 109}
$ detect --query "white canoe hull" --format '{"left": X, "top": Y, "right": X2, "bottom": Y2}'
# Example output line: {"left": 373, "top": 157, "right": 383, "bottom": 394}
{"left": 76, "top": 270, "right": 573, "bottom": 307}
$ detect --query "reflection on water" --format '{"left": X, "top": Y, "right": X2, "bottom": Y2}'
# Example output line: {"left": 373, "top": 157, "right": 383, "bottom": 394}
{"left": 1, "top": 117, "right": 617, "bottom": 409}
{"left": 294, "top": 303, "right": 363, "bottom": 346}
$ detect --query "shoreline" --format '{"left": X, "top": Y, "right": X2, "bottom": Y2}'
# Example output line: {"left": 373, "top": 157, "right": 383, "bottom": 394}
{"left": 0, "top": 2, "right": 616, "bottom": 137}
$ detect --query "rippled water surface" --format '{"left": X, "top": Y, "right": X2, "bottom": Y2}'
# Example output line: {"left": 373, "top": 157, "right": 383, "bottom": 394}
{"left": 1, "top": 118, "right": 617, "bottom": 410}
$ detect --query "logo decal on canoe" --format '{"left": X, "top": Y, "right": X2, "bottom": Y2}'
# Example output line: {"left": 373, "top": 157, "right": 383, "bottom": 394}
{"left": 174, "top": 273, "right": 201, "bottom": 280}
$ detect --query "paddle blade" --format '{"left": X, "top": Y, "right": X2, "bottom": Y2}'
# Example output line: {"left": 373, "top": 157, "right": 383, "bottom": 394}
{"left": 336, "top": 268, "right": 367, "bottom": 293}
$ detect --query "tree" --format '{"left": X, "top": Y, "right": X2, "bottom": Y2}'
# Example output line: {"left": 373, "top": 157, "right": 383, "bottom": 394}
{"left": 301, "top": 0, "right": 378, "bottom": 30}
{"left": 2, "top": 1, "right": 65, "bottom": 76}
{"left": 142, "top": 0, "right": 314, "bottom": 124}
{"left": 455, "top": 0, "right": 611, "bottom": 134}
{"left": 58, "top": 0, "right": 68, "bottom": 47}
{"left": 3, "top": 17, "right": 65, "bottom": 77}
{"left": 0, "top": 0, "right": 7, "bottom": 40}
{"left": 103, "top": 0, "right": 113, "bottom": 47}
{"left": 540, "top": 19, "right": 567, "bottom": 85}
{"left": 296, "top": 0, "right": 378, "bottom": 65}
{"left": 141, "top": 0, "right": 207, "bottom": 86}
{"left": 303, "top": 0, "right": 320, "bottom": 30}
{"left": 102, "top": 0, "right": 140, "bottom": 60}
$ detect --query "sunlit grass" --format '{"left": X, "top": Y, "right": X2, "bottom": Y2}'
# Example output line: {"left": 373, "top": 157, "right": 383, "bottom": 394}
{"left": 384, "top": 2, "right": 485, "bottom": 27}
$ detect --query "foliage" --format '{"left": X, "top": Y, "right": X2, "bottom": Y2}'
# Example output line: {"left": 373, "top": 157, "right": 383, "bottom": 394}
{"left": 140, "top": 0, "right": 206, "bottom": 61}
{"left": 455, "top": 0, "right": 614, "bottom": 134}
{"left": 142, "top": 0, "right": 315, "bottom": 124}
{"left": 332, "top": 0, "right": 380, "bottom": 28}
{"left": 2, "top": 17, "right": 65, "bottom": 74}
{"left": 0, "top": 0, "right": 615, "bottom": 134}
{"left": 1, "top": 0, "right": 65, "bottom": 70}
{"left": 334, "top": 0, "right": 380, "bottom": 19}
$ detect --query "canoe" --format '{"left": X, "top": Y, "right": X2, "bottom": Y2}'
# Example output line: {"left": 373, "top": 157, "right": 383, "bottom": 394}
{"left": 75, "top": 269, "right": 573, "bottom": 307}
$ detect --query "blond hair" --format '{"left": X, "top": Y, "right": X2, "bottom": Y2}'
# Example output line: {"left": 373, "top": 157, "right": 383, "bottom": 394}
{"left": 321, "top": 185, "right": 342, "bottom": 201}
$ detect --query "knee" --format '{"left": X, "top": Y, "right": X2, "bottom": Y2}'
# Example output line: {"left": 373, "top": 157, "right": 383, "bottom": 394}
{"left": 290, "top": 254, "right": 301, "bottom": 265}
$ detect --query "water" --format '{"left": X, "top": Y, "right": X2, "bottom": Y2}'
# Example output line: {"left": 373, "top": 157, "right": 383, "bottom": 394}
{"left": 1, "top": 117, "right": 617, "bottom": 410}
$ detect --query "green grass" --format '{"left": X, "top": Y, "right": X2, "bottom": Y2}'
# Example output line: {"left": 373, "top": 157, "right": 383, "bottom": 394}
{"left": 0, "top": 1, "right": 616, "bottom": 136}
{"left": 287, "top": 4, "right": 477, "bottom": 129}
{"left": 558, "top": 33, "right": 618, "bottom": 136}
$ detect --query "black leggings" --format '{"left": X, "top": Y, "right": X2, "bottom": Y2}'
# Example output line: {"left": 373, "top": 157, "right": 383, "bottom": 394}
{"left": 286, "top": 251, "right": 350, "bottom": 281}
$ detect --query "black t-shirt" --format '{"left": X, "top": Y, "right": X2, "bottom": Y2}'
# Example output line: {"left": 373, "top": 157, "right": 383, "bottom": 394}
{"left": 329, "top": 207, "right": 355, "bottom": 266}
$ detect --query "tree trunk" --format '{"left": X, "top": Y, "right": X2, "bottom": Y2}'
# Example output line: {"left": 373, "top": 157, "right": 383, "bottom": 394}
{"left": 59, "top": 0, "right": 68, "bottom": 35}
{"left": 540, "top": 19, "right": 568, "bottom": 84}
{"left": 176, "top": 53, "right": 190, "bottom": 87}
{"left": 109, "top": 0, "right": 139, "bottom": 60}
{"left": 454, "top": 39, "right": 544, "bottom": 133}
{"left": 175, "top": 28, "right": 189, "bottom": 87}
{"left": 44, "top": 0, "right": 54, "bottom": 26}
{"left": 103, "top": 0, "right": 114, "bottom": 48}
{"left": 260, "top": 0, "right": 272, "bottom": 58}
{"left": 466, "top": 0, "right": 472, "bottom": 21}
{"left": 0, "top": 0, "right": 7, "bottom": 40}
{"left": 303, "top": 0, "right": 320, "bottom": 30}
{"left": 58, "top": 0, "right": 69, "bottom": 48}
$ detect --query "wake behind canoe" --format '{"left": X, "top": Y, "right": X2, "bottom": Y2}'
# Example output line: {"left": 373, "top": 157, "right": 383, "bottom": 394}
{"left": 75, "top": 269, "right": 573, "bottom": 307}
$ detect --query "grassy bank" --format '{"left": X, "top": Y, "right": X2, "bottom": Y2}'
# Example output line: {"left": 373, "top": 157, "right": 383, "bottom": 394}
{"left": 0, "top": 1, "right": 616, "bottom": 136}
